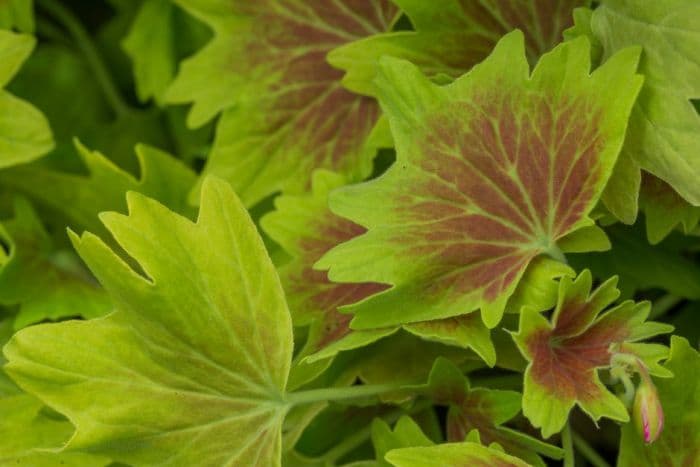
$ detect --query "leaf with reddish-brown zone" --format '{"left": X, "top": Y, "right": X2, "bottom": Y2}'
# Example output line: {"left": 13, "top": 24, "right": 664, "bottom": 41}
{"left": 318, "top": 32, "right": 643, "bottom": 329}
{"left": 168, "top": 0, "right": 400, "bottom": 206}
{"left": 261, "top": 171, "right": 389, "bottom": 356}
{"left": 426, "top": 358, "right": 562, "bottom": 466}
{"left": 386, "top": 441, "right": 532, "bottom": 467}
{"left": 639, "top": 173, "right": 700, "bottom": 245}
{"left": 331, "top": 0, "right": 590, "bottom": 96}
{"left": 512, "top": 270, "right": 673, "bottom": 438}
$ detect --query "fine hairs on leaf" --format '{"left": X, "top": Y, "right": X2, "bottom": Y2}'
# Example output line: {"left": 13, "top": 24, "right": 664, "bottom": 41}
{"left": 0, "top": 1, "right": 696, "bottom": 466}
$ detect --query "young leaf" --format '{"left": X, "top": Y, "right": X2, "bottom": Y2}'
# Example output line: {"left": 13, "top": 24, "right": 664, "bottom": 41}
{"left": 512, "top": 270, "right": 673, "bottom": 438}
{"left": 169, "top": 0, "right": 399, "bottom": 205}
{"left": 331, "top": 0, "right": 589, "bottom": 95}
{"left": 0, "top": 198, "right": 111, "bottom": 330}
{"left": 385, "top": 442, "right": 531, "bottom": 467}
{"left": 591, "top": 0, "right": 700, "bottom": 221}
{"left": 618, "top": 337, "right": 700, "bottom": 466}
{"left": 0, "top": 141, "right": 196, "bottom": 237}
{"left": 3, "top": 178, "right": 294, "bottom": 466}
{"left": 371, "top": 417, "right": 434, "bottom": 467}
{"left": 427, "top": 358, "right": 562, "bottom": 466}
{"left": 318, "top": 32, "right": 643, "bottom": 329}
{"left": 0, "top": 29, "right": 53, "bottom": 166}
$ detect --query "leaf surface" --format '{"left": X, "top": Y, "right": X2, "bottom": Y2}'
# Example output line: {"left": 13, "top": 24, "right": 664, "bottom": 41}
{"left": 386, "top": 442, "right": 531, "bottom": 467}
{"left": 319, "top": 32, "right": 642, "bottom": 329}
{"left": 332, "top": 0, "right": 589, "bottom": 95}
{"left": 3, "top": 178, "right": 294, "bottom": 466}
{"left": 591, "top": 0, "right": 700, "bottom": 220}
{"left": 169, "top": 0, "right": 399, "bottom": 205}
{"left": 0, "top": 29, "right": 53, "bottom": 166}
{"left": 513, "top": 270, "right": 673, "bottom": 437}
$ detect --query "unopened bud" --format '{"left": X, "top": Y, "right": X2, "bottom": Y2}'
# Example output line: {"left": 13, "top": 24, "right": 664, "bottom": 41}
{"left": 633, "top": 374, "right": 664, "bottom": 444}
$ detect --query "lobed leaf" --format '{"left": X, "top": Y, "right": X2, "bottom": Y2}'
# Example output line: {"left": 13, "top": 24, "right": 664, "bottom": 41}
{"left": 3, "top": 178, "right": 294, "bottom": 466}
{"left": 319, "top": 32, "right": 643, "bottom": 329}
{"left": 385, "top": 442, "right": 531, "bottom": 467}
{"left": 513, "top": 270, "right": 673, "bottom": 437}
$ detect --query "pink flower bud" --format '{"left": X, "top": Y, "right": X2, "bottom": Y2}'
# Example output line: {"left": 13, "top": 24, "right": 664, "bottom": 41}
{"left": 633, "top": 375, "right": 664, "bottom": 444}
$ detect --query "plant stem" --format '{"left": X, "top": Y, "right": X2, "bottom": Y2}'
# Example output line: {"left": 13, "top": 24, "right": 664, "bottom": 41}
{"left": 545, "top": 243, "right": 568, "bottom": 264}
{"left": 37, "top": 0, "right": 130, "bottom": 118}
{"left": 286, "top": 383, "right": 407, "bottom": 407}
{"left": 562, "top": 422, "right": 575, "bottom": 467}
{"left": 572, "top": 431, "right": 611, "bottom": 467}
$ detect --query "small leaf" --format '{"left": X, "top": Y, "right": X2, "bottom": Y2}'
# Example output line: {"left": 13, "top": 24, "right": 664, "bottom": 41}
{"left": 0, "top": 198, "right": 111, "bottom": 330}
{"left": 0, "top": 141, "right": 196, "bottom": 237}
{"left": 385, "top": 442, "right": 531, "bottom": 467}
{"left": 618, "top": 337, "right": 700, "bottom": 466}
{"left": 512, "top": 270, "right": 673, "bottom": 437}
{"left": 371, "top": 417, "right": 434, "bottom": 467}
{"left": 0, "top": 29, "right": 53, "bottom": 166}
{"left": 319, "top": 32, "right": 643, "bottom": 329}
{"left": 426, "top": 358, "right": 562, "bottom": 466}
{"left": 3, "top": 178, "right": 293, "bottom": 466}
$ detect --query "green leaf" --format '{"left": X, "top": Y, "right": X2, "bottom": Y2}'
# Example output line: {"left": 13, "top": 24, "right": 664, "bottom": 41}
{"left": 639, "top": 173, "right": 700, "bottom": 244}
{"left": 3, "top": 178, "right": 294, "bottom": 466}
{"left": 618, "top": 336, "right": 700, "bottom": 466}
{"left": 385, "top": 442, "right": 531, "bottom": 467}
{"left": 331, "top": 0, "right": 589, "bottom": 96}
{"left": 0, "top": 0, "right": 34, "bottom": 33}
{"left": 569, "top": 224, "right": 700, "bottom": 300}
{"left": 371, "top": 417, "right": 434, "bottom": 467}
{"left": 426, "top": 358, "right": 562, "bottom": 466}
{"left": 169, "top": 0, "right": 400, "bottom": 206}
{"left": 318, "top": 32, "right": 643, "bottom": 329}
{"left": 512, "top": 270, "right": 673, "bottom": 438}
{"left": 0, "top": 198, "right": 111, "bottom": 330}
{"left": 0, "top": 141, "right": 196, "bottom": 237}
{"left": 0, "top": 29, "right": 53, "bottom": 167}
{"left": 591, "top": 0, "right": 700, "bottom": 220}
{"left": 122, "top": 0, "right": 176, "bottom": 104}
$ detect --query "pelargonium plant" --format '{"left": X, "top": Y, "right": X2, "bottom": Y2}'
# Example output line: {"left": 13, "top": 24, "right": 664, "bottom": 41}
{"left": 0, "top": 0, "right": 699, "bottom": 466}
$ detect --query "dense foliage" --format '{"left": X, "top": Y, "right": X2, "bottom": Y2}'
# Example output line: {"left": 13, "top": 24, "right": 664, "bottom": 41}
{"left": 0, "top": 1, "right": 699, "bottom": 466}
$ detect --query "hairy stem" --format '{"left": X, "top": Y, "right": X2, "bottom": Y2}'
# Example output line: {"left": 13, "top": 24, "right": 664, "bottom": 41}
{"left": 37, "top": 0, "right": 130, "bottom": 117}
{"left": 286, "top": 383, "right": 407, "bottom": 407}
{"left": 562, "top": 422, "right": 575, "bottom": 467}
{"left": 572, "top": 431, "right": 611, "bottom": 467}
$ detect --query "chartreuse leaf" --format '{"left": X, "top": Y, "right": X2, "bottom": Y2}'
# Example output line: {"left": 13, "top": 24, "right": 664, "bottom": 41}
{"left": 122, "top": 0, "right": 176, "bottom": 104}
{"left": 0, "top": 0, "right": 34, "bottom": 32}
{"left": 331, "top": 0, "right": 589, "bottom": 96}
{"left": 170, "top": 0, "right": 399, "bottom": 206}
{"left": 0, "top": 198, "right": 110, "bottom": 330}
{"left": 0, "top": 29, "right": 53, "bottom": 166}
{"left": 618, "top": 336, "right": 700, "bottom": 466}
{"left": 0, "top": 140, "right": 196, "bottom": 236}
{"left": 591, "top": 0, "right": 700, "bottom": 221}
{"left": 427, "top": 358, "right": 562, "bottom": 466}
{"left": 385, "top": 442, "right": 531, "bottom": 467}
{"left": 318, "top": 32, "right": 643, "bottom": 329}
{"left": 3, "top": 178, "right": 294, "bottom": 466}
{"left": 512, "top": 270, "right": 674, "bottom": 438}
